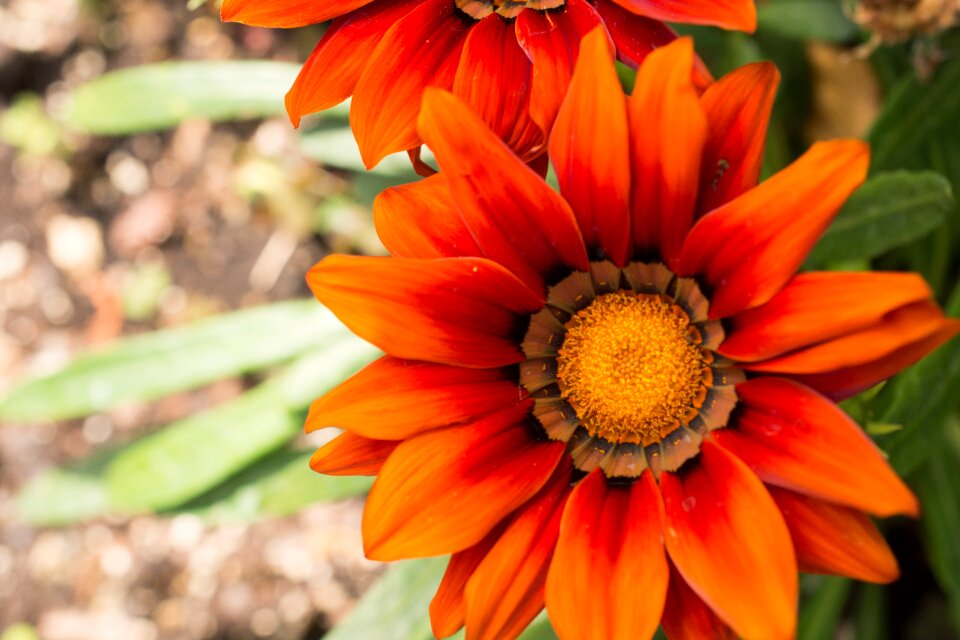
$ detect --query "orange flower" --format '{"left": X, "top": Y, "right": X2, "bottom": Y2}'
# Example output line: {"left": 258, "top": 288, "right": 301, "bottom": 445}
{"left": 305, "top": 31, "right": 958, "bottom": 640}
{"left": 221, "top": 0, "right": 753, "bottom": 169}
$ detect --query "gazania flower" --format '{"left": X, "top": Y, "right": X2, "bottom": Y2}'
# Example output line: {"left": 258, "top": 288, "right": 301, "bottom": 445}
{"left": 305, "top": 31, "right": 958, "bottom": 640}
{"left": 220, "top": 0, "right": 753, "bottom": 169}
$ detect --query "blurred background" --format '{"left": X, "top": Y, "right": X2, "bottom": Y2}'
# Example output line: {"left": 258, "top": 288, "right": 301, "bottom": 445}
{"left": 0, "top": 0, "right": 959, "bottom": 639}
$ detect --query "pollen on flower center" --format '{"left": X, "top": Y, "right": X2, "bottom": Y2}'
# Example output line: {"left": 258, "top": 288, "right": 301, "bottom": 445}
{"left": 556, "top": 291, "right": 706, "bottom": 445}
{"left": 455, "top": 0, "right": 565, "bottom": 19}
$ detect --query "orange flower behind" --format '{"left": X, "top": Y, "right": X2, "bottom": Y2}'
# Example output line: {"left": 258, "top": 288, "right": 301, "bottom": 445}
{"left": 304, "top": 31, "right": 959, "bottom": 640}
{"left": 220, "top": 0, "right": 751, "bottom": 169}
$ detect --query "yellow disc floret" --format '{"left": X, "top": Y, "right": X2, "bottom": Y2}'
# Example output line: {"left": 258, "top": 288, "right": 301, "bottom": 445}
{"left": 556, "top": 291, "right": 706, "bottom": 444}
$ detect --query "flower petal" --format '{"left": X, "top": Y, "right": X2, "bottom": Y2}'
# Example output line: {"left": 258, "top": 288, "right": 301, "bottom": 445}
{"left": 628, "top": 37, "right": 708, "bottom": 268}
{"left": 661, "top": 564, "right": 737, "bottom": 640}
{"left": 284, "top": 0, "right": 418, "bottom": 126}
{"left": 545, "top": 470, "right": 667, "bottom": 640}
{"left": 309, "top": 431, "right": 398, "bottom": 475}
{"left": 306, "top": 356, "right": 520, "bottom": 440}
{"left": 418, "top": 88, "right": 589, "bottom": 294}
{"left": 373, "top": 174, "right": 482, "bottom": 259}
{"left": 464, "top": 461, "right": 573, "bottom": 640}
{"left": 678, "top": 140, "right": 869, "bottom": 318}
{"left": 697, "top": 61, "right": 780, "bottom": 216}
{"left": 712, "top": 377, "right": 918, "bottom": 517}
{"left": 721, "top": 271, "right": 934, "bottom": 362}
{"left": 430, "top": 524, "right": 505, "bottom": 639}
{"left": 769, "top": 487, "right": 899, "bottom": 584}
{"left": 607, "top": 0, "right": 756, "bottom": 31}
{"left": 744, "top": 300, "right": 950, "bottom": 374}
{"left": 307, "top": 255, "right": 543, "bottom": 368}
{"left": 362, "top": 402, "right": 565, "bottom": 560}
{"left": 661, "top": 440, "right": 797, "bottom": 640}
{"left": 221, "top": 0, "right": 373, "bottom": 26}
{"left": 351, "top": 0, "right": 470, "bottom": 168}
{"left": 549, "top": 27, "right": 631, "bottom": 265}
{"left": 516, "top": 0, "right": 607, "bottom": 136}
{"left": 787, "top": 320, "right": 960, "bottom": 399}
{"left": 452, "top": 14, "right": 544, "bottom": 161}
{"left": 596, "top": 0, "right": 712, "bottom": 86}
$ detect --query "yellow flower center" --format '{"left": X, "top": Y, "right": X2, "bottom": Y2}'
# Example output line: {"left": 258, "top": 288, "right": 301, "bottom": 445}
{"left": 455, "top": 0, "right": 565, "bottom": 19}
{"left": 556, "top": 291, "right": 706, "bottom": 445}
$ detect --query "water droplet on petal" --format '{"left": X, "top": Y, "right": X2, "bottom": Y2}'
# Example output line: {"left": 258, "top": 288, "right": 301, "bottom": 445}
{"left": 681, "top": 496, "right": 696, "bottom": 512}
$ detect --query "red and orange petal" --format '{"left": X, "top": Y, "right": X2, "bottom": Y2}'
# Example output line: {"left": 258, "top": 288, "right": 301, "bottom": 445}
{"left": 545, "top": 470, "right": 667, "bottom": 640}
{"left": 222, "top": 0, "right": 754, "bottom": 167}
{"left": 661, "top": 441, "right": 797, "bottom": 640}
{"left": 713, "top": 377, "right": 918, "bottom": 518}
{"left": 360, "top": 402, "right": 565, "bottom": 560}
{"left": 299, "top": 31, "right": 957, "bottom": 640}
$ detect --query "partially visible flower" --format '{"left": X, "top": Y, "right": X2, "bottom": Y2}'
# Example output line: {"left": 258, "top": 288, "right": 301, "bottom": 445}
{"left": 221, "top": 0, "right": 753, "bottom": 169}
{"left": 304, "top": 31, "right": 958, "bottom": 640}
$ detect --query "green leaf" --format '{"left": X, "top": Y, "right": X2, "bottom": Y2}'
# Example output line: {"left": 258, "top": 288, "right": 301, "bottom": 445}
{"left": 757, "top": 0, "right": 858, "bottom": 42}
{"left": 915, "top": 417, "right": 960, "bottom": 632}
{"left": 181, "top": 449, "right": 374, "bottom": 520}
{"left": 805, "top": 170, "right": 953, "bottom": 268}
{"left": 868, "top": 57, "right": 960, "bottom": 172}
{"left": 15, "top": 459, "right": 111, "bottom": 527}
{"left": 323, "top": 558, "right": 447, "bottom": 640}
{"left": 797, "top": 576, "right": 851, "bottom": 640}
{"left": 298, "top": 125, "right": 426, "bottom": 177}
{"left": 0, "top": 300, "right": 344, "bottom": 422}
{"left": 104, "top": 338, "right": 379, "bottom": 512}
{"left": 63, "top": 61, "right": 308, "bottom": 134}
{"left": 855, "top": 584, "right": 888, "bottom": 640}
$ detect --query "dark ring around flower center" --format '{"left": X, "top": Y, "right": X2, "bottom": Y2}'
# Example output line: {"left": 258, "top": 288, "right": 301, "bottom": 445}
{"left": 455, "top": 0, "right": 566, "bottom": 19}
{"left": 519, "top": 260, "right": 744, "bottom": 479}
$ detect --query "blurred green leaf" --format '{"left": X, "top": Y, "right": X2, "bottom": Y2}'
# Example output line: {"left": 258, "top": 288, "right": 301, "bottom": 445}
{"left": 805, "top": 170, "right": 953, "bottom": 268}
{"left": 869, "top": 57, "right": 960, "bottom": 172}
{"left": 916, "top": 417, "right": 960, "bottom": 632}
{"left": 298, "top": 125, "right": 427, "bottom": 177}
{"left": 322, "top": 557, "right": 562, "bottom": 640}
{"left": 797, "top": 576, "right": 851, "bottom": 640}
{"left": 0, "top": 93, "right": 62, "bottom": 156}
{"left": 64, "top": 61, "right": 303, "bottom": 134}
{"left": 105, "top": 338, "right": 378, "bottom": 512}
{"left": 15, "top": 336, "right": 379, "bottom": 523}
{"left": 181, "top": 449, "right": 374, "bottom": 520}
{"left": 0, "top": 300, "right": 343, "bottom": 422}
{"left": 757, "top": 0, "right": 858, "bottom": 42}
{"left": 16, "top": 459, "right": 111, "bottom": 526}
{"left": 324, "top": 557, "right": 447, "bottom": 640}
{"left": 856, "top": 584, "right": 888, "bottom": 640}
{"left": 256, "top": 451, "right": 374, "bottom": 515}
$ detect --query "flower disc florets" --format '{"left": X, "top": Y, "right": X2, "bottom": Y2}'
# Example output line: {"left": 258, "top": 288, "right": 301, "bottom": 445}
{"left": 520, "top": 260, "right": 744, "bottom": 478}
{"left": 455, "top": 0, "right": 565, "bottom": 19}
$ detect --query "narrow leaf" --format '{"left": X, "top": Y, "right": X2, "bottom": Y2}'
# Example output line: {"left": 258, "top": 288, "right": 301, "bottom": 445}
{"left": 0, "top": 300, "right": 343, "bottom": 422}
{"left": 869, "top": 57, "right": 960, "bottom": 171}
{"left": 175, "top": 449, "right": 374, "bottom": 520}
{"left": 104, "top": 338, "right": 379, "bottom": 512}
{"left": 797, "top": 576, "right": 851, "bottom": 640}
{"left": 915, "top": 418, "right": 960, "bottom": 632}
{"left": 64, "top": 61, "right": 306, "bottom": 134}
